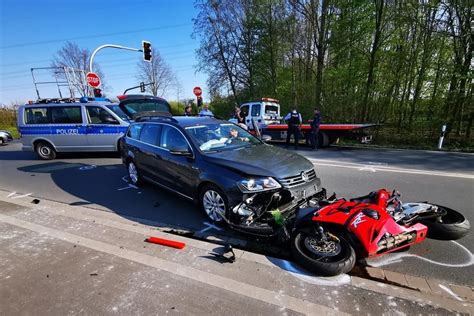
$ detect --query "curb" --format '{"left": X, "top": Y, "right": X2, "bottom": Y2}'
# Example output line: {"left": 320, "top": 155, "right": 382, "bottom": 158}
{"left": 1, "top": 190, "right": 472, "bottom": 306}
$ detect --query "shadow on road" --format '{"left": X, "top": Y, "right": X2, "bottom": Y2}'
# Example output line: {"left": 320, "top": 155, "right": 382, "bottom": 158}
{"left": 17, "top": 161, "right": 207, "bottom": 231}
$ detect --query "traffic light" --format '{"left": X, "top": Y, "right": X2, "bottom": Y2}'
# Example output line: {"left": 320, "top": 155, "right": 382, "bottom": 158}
{"left": 142, "top": 41, "right": 152, "bottom": 62}
{"left": 197, "top": 95, "right": 203, "bottom": 108}
{"left": 93, "top": 88, "right": 102, "bottom": 98}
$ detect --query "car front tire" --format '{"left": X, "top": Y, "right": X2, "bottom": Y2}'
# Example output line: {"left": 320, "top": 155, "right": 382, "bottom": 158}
{"left": 200, "top": 184, "right": 228, "bottom": 222}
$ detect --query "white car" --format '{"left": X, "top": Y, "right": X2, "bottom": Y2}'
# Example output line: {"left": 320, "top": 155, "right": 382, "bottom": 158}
{"left": 0, "top": 130, "right": 13, "bottom": 145}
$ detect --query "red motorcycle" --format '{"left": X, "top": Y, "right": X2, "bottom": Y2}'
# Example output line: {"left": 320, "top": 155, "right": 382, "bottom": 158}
{"left": 291, "top": 189, "right": 470, "bottom": 276}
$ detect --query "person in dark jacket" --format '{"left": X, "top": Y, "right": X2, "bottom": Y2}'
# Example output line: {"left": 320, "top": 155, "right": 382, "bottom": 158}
{"left": 184, "top": 105, "right": 193, "bottom": 116}
{"left": 309, "top": 108, "right": 321, "bottom": 151}
{"left": 284, "top": 106, "right": 302, "bottom": 150}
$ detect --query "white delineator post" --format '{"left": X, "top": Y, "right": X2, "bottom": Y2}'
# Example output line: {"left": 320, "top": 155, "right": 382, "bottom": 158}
{"left": 438, "top": 124, "right": 447, "bottom": 150}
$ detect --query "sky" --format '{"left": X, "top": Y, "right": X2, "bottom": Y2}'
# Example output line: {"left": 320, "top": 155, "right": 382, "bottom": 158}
{"left": 0, "top": 0, "right": 207, "bottom": 106}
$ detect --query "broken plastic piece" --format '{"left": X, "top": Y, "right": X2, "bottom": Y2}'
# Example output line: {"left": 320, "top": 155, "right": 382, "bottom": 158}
{"left": 145, "top": 236, "right": 186, "bottom": 249}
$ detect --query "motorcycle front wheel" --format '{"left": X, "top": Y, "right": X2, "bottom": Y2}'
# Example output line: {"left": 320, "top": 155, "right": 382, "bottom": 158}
{"left": 419, "top": 205, "right": 470, "bottom": 240}
{"left": 291, "top": 229, "right": 356, "bottom": 276}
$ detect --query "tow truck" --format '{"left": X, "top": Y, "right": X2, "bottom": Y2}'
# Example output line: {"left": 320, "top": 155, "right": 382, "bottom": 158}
{"left": 238, "top": 98, "right": 377, "bottom": 147}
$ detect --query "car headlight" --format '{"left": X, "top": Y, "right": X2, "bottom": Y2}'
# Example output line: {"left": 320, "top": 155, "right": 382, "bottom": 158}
{"left": 237, "top": 177, "right": 281, "bottom": 193}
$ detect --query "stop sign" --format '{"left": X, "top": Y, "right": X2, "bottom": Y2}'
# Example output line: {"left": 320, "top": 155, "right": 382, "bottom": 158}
{"left": 193, "top": 86, "right": 202, "bottom": 97}
{"left": 86, "top": 72, "right": 101, "bottom": 88}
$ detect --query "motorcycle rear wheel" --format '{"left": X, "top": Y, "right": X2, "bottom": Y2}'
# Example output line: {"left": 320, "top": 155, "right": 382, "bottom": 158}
{"left": 419, "top": 205, "right": 470, "bottom": 240}
{"left": 291, "top": 229, "right": 356, "bottom": 276}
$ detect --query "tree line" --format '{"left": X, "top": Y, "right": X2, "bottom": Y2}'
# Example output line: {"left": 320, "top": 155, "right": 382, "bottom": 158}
{"left": 194, "top": 0, "right": 472, "bottom": 144}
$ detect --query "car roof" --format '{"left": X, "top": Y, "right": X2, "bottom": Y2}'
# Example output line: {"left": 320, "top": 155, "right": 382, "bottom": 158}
{"left": 137, "top": 116, "right": 227, "bottom": 128}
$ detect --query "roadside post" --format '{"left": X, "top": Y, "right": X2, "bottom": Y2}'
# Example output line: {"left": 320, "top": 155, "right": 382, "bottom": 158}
{"left": 438, "top": 124, "right": 447, "bottom": 150}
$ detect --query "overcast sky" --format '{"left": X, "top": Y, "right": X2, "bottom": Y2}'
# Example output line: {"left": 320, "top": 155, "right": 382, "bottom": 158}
{"left": 0, "top": 0, "right": 207, "bottom": 105}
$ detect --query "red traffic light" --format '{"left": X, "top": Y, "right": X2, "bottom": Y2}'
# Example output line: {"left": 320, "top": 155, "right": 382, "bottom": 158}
{"left": 142, "top": 41, "right": 152, "bottom": 62}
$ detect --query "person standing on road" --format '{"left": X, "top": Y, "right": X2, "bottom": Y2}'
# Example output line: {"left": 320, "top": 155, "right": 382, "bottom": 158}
{"left": 284, "top": 106, "right": 302, "bottom": 150}
{"left": 184, "top": 105, "right": 193, "bottom": 116}
{"left": 309, "top": 108, "right": 321, "bottom": 151}
{"left": 199, "top": 104, "right": 214, "bottom": 117}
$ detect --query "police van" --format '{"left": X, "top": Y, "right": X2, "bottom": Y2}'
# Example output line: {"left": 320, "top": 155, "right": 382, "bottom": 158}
{"left": 18, "top": 95, "right": 171, "bottom": 160}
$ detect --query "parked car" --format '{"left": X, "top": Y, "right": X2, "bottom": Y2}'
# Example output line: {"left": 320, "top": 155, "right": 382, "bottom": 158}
{"left": 0, "top": 130, "right": 13, "bottom": 145}
{"left": 119, "top": 115, "right": 321, "bottom": 225}
{"left": 17, "top": 95, "right": 171, "bottom": 159}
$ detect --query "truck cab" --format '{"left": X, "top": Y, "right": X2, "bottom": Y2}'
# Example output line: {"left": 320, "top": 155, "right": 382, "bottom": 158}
{"left": 239, "top": 98, "right": 282, "bottom": 129}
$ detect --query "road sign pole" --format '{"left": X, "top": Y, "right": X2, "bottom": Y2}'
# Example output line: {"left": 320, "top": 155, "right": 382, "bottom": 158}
{"left": 89, "top": 44, "right": 143, "bottom": 73}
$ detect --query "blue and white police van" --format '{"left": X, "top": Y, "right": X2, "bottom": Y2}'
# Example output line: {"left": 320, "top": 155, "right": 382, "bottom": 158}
{"left": 17, "top": 95, "right": 171, "bottom": 159}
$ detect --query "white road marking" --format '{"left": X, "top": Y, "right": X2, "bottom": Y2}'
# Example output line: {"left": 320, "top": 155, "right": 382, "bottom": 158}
{"left": 11, "top": 193, "right": 32, "bottom": 199}
{"left": 199, "top": 221, "right": 223, "bottom": 233}
{"left": 367, "top": 241, "right": 474, "bottom": 268}
{"left": 7, "top": 192, "right": 16, "bottom": 198}
{"left": 438, "top": 284, "right": 464, "bottom": 302}
{"left": 309, "top": 158, "right": 474, "bottom": 179}
{"left": 0, "top": 213, "right": 342, "bottom": 315}
{"left": 117, "top": 184, "right": 138, "bottom": 191}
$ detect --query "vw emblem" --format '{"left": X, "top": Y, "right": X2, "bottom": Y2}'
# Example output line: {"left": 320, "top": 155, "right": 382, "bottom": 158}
{"left": 301, "top": 171, "right": 309, "bottom": 182}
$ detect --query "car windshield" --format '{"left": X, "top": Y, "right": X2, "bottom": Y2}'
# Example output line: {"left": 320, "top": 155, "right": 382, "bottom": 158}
{"left": 185, "top": 123, "right": 262, "bottom": 152}
{"left": 106, "top": 104, "right": 129, "bottom": 121}
{"left": 265, "top": 103, "right": 279, "bottom": 114}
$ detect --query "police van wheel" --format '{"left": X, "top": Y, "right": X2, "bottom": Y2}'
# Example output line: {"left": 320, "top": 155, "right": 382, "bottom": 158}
{"left": 35, "top": 142, "right": 56, "bottom": 160}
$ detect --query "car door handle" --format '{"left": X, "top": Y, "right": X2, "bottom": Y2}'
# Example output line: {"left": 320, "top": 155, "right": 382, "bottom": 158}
{"left": 147, "top": 152, "right": 161, "bottom": 159}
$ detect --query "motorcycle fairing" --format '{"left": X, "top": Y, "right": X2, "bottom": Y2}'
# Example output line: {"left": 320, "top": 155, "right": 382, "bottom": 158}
{"left": 312, "top": 200, "right": 428, "bottom": 257}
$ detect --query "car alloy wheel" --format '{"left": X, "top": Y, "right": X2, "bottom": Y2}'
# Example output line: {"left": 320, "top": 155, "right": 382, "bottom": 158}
{"left": 202, "top": 189, "right": 225, "bottom": 222}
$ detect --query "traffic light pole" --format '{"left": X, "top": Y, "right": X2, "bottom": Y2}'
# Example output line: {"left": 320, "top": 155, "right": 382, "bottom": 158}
{"left": 89, "top": 44, "right": 143, "bottom": 73}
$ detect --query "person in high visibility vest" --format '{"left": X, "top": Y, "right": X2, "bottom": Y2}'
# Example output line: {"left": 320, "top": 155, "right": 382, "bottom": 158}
{"left": 284, "top": 106, "right": 302, "bottom": 150}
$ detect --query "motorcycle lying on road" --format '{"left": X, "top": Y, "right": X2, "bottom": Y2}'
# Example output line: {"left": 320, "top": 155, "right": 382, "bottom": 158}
{"left": 220, "top": 188, "right": 470, "bottom": 276}
{"left": 290, "top": 189, "right": 470, "bottom": 275}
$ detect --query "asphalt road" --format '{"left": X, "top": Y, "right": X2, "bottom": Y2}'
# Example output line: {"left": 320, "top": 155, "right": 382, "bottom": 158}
{"left": 0, "top": 141, "right": 473, "bottom": 287}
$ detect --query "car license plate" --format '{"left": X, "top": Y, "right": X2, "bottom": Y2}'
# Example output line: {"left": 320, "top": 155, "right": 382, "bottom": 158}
{"left": 294, "top": 184, "right": 318, "bottom": 199}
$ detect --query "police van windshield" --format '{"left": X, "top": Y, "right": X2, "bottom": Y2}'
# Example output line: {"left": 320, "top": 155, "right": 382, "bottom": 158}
{"left": 106, "top": 104, "right": 129, "bottom": 121}
{"left": 265, "top": 104, "right": 279, "bottom": 114}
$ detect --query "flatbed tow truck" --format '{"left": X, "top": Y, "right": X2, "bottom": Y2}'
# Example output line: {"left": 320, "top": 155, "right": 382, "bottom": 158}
{"left": 237, "top": 98, "right": 377, "bottom": 147}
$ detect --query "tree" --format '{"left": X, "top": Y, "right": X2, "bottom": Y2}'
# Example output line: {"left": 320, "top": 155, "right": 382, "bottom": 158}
{"left": 136, "top": 48, "right": 175, "bottom": 97}
{"left": 51, "top": 42, "right": 105, "bottom": 97}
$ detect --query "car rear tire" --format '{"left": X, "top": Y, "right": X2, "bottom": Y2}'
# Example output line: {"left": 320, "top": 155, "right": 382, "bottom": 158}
{"left": 200, "top": 184, "right": 227, "bottom": 223}
{"left": 35, "top": 141, "right": 56, "bottom": 160}
{"left": 127, "top": 161, "right": 144, "bottom": 187}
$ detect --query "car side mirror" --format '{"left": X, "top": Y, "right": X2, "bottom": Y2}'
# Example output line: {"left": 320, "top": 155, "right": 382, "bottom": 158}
{"left": 169, "top": 147, "right": 192, "bottom": 157}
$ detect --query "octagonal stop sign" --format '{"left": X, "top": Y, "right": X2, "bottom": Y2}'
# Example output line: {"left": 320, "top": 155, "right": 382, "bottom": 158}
{"left": 86, "top": 72, "right": 101, "bottom": 88}
{"left": 193, "top": 86, "right": 202, "bottom": 97}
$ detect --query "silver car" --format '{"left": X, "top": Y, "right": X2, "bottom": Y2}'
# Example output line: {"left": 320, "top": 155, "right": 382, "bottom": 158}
{"left": 0, "top": 130, "right": 13, "bottom": 145}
